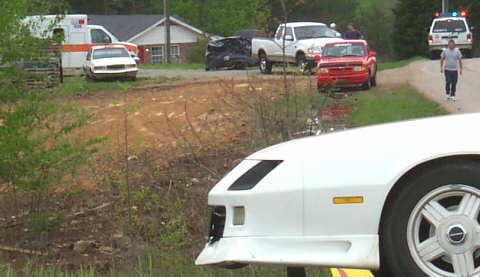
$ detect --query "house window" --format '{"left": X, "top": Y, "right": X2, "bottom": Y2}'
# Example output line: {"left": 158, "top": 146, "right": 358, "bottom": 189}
{"left": 170, "top": 45, "right": 180, "bottom": 58}
{"left": 151, "top": 46, "right": 164, "bottom": 64}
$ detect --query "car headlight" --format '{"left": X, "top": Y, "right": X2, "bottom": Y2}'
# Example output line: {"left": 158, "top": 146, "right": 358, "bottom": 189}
{"left": 319, "top": 68, "right": 329, "bottom": 74}
{"left": 126, "top": 64, "right": 137, "bottom": 68}
{"left": 94, "top": 66, "right": 106, "bottom": 71}
{"left": 308, "top": 47, "right": 322, "bottom": 54}
{"left": 354, "top": 66, "right": 367, "bottom": 72}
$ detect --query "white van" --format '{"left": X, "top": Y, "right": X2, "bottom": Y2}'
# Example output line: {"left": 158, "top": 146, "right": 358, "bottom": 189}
{"left": 428, "top": 11, "right": 474, "bottom": 58}
{"left": 25, "top": 14, "right": 138, "bottom": 70}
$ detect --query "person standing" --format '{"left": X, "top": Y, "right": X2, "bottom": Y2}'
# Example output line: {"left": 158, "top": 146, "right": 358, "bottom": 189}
{"left": 344, "top": 23, "right": 364, "bottom": 40}
{"left": 440, "top": 40, "right": 463, "bottom": 101}
{"left": 330, "top": 23, "right": 337, "bottom": 31}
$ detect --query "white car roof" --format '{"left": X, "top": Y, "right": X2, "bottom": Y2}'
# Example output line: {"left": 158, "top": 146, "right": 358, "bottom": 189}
{"left": 281, "top": 22, "right": 327, "bottom": 28}
{"left": 433, "top": 17, "right": 468, "bottom": 22}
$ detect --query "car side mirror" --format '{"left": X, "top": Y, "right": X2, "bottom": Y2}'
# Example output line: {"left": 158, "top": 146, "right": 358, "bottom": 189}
{"left": 369, "top": 51, "right": 377, "bottom": 58}
{"left": 284, "top": 35, "right": 294, "bottom": 41}
{"left": 314, "top": 55, "right": 322, "bottom": 62}
{"left": 471, "top": 26, "right": 475, "bottom": 31}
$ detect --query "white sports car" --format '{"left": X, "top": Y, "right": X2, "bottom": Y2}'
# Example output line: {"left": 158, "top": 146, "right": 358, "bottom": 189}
{"left": 196, "top": 113, "right": 480, "bottom": 277}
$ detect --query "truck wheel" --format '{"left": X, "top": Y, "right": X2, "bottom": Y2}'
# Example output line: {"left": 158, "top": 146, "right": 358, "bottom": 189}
{"left": 380, "top": 159, "right": 480, "bottom": 277}
{"left": 297, "top": 54, "right": 310, "bottom": 75}
{"left": 371, "top": 73, "right": 377, "bottom": 87}
{"left": 362, "top": 74, "right": 372, "bottom": 90}
{"left": 259, "top": 53, "right": 272, "bottom": 74}
{"left": 467, "top": 49, "right": 475, "bottom": 59}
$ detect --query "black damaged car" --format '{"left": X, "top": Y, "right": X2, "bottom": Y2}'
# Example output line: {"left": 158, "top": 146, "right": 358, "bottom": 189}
{"left": 205, "top": 37, "right": 258, "bottom": 71}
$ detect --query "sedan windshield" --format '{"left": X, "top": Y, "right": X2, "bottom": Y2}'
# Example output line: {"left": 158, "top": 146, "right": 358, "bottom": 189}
{"left": 294, "top": 25, "right": 337, "bottom": 39}
{"left": 93, "top": 48, "right": 130, "bottom": 60}
{"left": 433, "top": 20, "right": 467, "bottom": 33}
{"left": 323, "top": 43, "right": 366, "bottom": 57}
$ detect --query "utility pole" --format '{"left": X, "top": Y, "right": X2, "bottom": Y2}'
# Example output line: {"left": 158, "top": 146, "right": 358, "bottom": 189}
{"left": 164, "top": 0, "right": 171, "bottom": 64}
{"left": 442, "top": 0, "right": 449, "bottom": 13}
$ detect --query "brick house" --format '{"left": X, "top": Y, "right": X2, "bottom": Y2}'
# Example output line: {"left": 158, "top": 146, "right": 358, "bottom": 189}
{"left": 89, "top": 15, "right": 205, "bottom": 64}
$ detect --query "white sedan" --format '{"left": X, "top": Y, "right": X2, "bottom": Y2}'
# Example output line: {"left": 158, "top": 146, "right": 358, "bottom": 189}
{"left": 196, "top": 113, "right": 480, "bottom": 277}
{"left": 84, "top": 45, "right": 138, "bottom": 81}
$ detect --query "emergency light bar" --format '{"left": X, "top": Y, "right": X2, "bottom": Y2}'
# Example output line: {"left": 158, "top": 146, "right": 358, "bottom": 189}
{"left": 435, "top": 10, "right": 468, "bottom": 18}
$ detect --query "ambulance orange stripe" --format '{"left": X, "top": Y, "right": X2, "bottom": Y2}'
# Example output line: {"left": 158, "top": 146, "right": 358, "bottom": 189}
{"left": 62, "top": 43, "right": 137, "bottom": 52}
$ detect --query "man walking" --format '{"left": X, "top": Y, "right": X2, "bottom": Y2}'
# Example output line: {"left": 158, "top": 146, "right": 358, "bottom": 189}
{"left": 440, "top": 40, "right": 463, "bottom": 101}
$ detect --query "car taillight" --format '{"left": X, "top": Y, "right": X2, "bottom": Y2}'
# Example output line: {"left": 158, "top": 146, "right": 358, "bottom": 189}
{"left": 428, "top": 35, "right": 433, "bottom": 45}
{"left": 228, "top": 160, "right": 283, "bottom": 191}
{"left": 467, "top": 33, "right": 473, "bottom": 42}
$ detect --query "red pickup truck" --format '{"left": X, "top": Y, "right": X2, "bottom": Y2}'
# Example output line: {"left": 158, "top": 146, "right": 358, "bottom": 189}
{"left": 316, "top": 40, "right": 377, "bottom": 91}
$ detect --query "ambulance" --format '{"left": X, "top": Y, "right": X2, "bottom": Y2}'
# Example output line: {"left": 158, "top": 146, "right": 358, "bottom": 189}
{"left": 25, "top": 14, "right": 138, "bottom": 70}
{"left": 427, "top": 10, "right": 474, "bottom": 58}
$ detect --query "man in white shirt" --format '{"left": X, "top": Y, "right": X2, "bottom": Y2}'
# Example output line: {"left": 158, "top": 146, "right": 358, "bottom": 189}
{"left": 440, "top": 40, "right": 463, "bottom": 101}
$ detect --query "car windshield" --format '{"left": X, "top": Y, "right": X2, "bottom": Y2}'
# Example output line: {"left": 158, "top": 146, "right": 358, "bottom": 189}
{"left": 433, "top": 20, "right": 467, "bottom": 33}
{"left": 93, "top": 48, "right": 130, "bottom": 60}
{"left": 323, "top": 43, "right": 366, "bottom": 57}
{"left": 294, "top": 25, "right": 337, "bottom": 39}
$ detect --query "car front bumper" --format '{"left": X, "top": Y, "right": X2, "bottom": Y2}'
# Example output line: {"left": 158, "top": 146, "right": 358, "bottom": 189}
{"left": 90, "top": 69, "right": 138, "bottom": 79}
{"left": 429, "top": 44, "right": 473, "bottom": 51}
{"left": 317, "top": 72, "right": 369, "bottom": 87}
{"left": 196, "top": 235, "right": 379, "bottom": 269}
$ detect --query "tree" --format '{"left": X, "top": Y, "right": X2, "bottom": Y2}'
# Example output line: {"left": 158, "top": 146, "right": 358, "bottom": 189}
{"left": 393, "top": 0, "right": 441, "bottom": 59}
{"left": 0, "top": 0, "right": 99, "bottom": 213}
{"left": 354, "top": 0, "right": 394, "bottom": 59}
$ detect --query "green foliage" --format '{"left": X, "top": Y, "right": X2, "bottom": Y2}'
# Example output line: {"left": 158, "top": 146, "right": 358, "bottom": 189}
{"left": 393, "top": 0, "right": 441, "bottom": 59}
{"left": 377, "top": 56, "right": 422, "bottom": 71}
{"left": 0, "top": 0, "right": 101, "bottom": 214}
{"left": 348, "top": 86, "right": 448, "bottom": 127}
{"left": 354, "top": 0, "right": 394, "bottom": 59}
{"left": 54, "top": 76, "right": 179, "bottom": 95}
{"left": 269, "top": 0, "right": 357, "bottom": 32}
{"left": 186, "top": 39, "right": 209, "bottom": 64}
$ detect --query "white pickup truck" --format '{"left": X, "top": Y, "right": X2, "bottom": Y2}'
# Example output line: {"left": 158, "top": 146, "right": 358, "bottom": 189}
{"left": 252, "top": 22, "right": 343, "bottom": 74}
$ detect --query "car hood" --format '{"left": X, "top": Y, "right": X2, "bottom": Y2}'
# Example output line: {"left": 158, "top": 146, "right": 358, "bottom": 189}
{"left": 298, "top": 37, "right": 344, "bottom": 48}
{"left": 248, "top": 113, "right": 480, "bottom": 161}
{"left": 320, "top": 56, "right": 366, "bottom": 64}
{"left": 91, "top": 57, "right": 136, "bottom": 66}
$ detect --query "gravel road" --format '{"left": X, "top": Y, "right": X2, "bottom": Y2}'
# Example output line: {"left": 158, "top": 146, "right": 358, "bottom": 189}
{"left": 139, "top": 58, "right": 480, "bottom": 114}
{"left": 379, "top": 58, "right": 480, "bottom": 114}
{"left": 138, "top": 68, "right": 261, "bottom": 80}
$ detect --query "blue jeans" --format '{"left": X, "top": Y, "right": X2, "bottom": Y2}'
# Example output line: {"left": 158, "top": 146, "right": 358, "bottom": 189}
{"left": 445, "top": 70, "right": 458, "bottom": 96}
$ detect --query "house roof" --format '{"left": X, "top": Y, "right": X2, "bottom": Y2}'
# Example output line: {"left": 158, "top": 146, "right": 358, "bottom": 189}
{"left": 89, "top": 14, "right": 203, "bottom": 42}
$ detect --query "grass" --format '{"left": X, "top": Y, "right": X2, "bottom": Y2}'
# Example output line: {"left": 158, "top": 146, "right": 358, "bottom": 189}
{"left": 377, "top": 56, "right": 422, "bottom": 71}
{"left": 139, "top": 63, "right": 205, "bottom": 70}
{"left": 348, "top": 85, "right": 448, "bottom": 127}
{"left": 54, "top": 76, "right": 179, "bottom": 95}
{"left": 0, "top": 264, "right": 331, "bottom": 277}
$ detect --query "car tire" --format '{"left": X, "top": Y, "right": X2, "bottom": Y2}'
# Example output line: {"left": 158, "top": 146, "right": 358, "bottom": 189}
{"left": 380, "top": 159, "right": 480, "bottom": 277}
{"left": 371, "top": 72, "right": 377, "bottom": 87}
{"left": 259, "top": 53, "right": 272, "bottom": 74}
{"left": 467, "top": 49, "right": 475, "bottom": 59}
{"left": 297, "top": 53, "right": 310, "bottom": 75}
{"left": 362, "top": 74, "right": 372, "bottom": 90}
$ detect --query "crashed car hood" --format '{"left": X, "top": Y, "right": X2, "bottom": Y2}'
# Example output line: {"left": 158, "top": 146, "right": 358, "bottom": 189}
{"left": 247, "top": 113, "right": 480, "bottom": 162}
